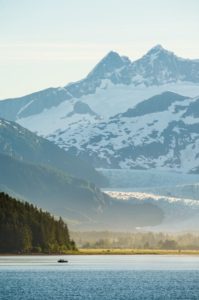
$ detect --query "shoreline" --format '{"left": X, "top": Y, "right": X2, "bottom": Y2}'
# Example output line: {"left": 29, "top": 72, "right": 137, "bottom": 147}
{"left": 1, "top": 249, "right": 199, "bottom": 255}
{"left": 79, "top": 249, "right": 199, "bottom": 255}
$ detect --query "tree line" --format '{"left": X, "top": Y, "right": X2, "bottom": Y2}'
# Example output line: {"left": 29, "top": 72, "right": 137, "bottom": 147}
{"left": 0, "top": 192, "right": 76, "bottom": 253}
{"left": 72, "top": 231, "right": 199, "bottom": 250}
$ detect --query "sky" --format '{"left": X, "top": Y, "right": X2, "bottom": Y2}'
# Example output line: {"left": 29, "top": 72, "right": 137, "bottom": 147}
{"left": 0, "top": 0, "right": 199, "bottom": 99}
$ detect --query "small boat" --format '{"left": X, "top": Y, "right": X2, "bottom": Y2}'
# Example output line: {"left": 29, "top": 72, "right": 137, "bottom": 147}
{"left": 57, "top": 259, "right": 68, "bottom": 263}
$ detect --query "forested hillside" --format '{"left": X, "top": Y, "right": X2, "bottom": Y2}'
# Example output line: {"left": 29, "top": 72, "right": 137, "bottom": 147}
{"left": 0, "top": 193, "right": 76, "bottom": 253}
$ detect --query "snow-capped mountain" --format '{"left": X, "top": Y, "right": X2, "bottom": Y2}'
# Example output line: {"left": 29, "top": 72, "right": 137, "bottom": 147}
{"left": 1, "top": 45, "right": 199, "bottom": 172}
{"left": 17, "top": 91, "right": 199, "bottom": 173}
{"left": 1, "top": 45, "right": 199, "bottom": 121}
{"left": 127, "top": 45, "right": 199, "bottom": 85}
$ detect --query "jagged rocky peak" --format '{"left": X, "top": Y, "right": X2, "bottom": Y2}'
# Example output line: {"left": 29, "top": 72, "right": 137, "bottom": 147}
{"left": 1, "top": 45, "right": 199, "bottom": 124}
{"left": 87, "top": 50, "right": 130, "bottom": 80}
{"left": 146, "top": 44, "right": 171, "bottom": 55}
{"left": 129, "top": 44, "right": 199, "bottom": 85}
{"left": 99, "top": 50, "right": 128, "bottom": 66}
{"left": 138, "top": 44, "right": 178, "bottom": 66}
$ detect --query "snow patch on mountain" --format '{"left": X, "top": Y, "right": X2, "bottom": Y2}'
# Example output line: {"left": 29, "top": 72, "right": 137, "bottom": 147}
{"left": 17, "top": 91, "right": 199, "bottom": 173}
{"left": 105, "top": 190, "right": 199, "bottom": 231}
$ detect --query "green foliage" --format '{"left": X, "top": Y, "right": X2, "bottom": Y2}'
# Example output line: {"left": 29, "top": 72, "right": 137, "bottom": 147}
{"left": 0, "top": 192, "right": 76, "bottom": 253}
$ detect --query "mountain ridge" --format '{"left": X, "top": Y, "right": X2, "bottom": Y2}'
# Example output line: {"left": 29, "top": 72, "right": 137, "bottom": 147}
{"left": 1, "top": 45, "right": 199, "bottom": 121}
{"left": 0, "top": 117, "right": 107, "bottom": 186}
{"left": 41, "top": 91, "right": 199, "bottom": 173}
{"left": 1, "top": 46, "right": 199, "bottom": 173}
{"left": 0, "top": 153, "right": 164, "bottom": 230}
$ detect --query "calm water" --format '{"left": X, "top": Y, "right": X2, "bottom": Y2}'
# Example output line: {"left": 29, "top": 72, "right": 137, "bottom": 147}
{"left": 0, "top": 255, "right": 199, "bottom": 300}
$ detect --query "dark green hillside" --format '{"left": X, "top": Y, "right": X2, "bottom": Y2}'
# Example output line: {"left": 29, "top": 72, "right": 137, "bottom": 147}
{"left": 0, "top": 192, "right": 76, "bottom": 253}
{"left": 0, "top": 153, "right": 106, "bottom": 224}
{"left": 0, "top": 118, "right": 108, "bottom": 187}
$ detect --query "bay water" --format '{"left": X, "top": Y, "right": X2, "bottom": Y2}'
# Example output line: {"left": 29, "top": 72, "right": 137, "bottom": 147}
{"left": 0, "top": 255, "right": 199, "bottom": 299}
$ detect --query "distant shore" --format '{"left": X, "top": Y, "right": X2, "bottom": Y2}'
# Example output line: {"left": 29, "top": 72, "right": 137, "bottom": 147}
{"left": 78, "top": 249, "right": 199, "bottom": 255}
{"left": 1, "top": 249, "right": 199, "bottom": 255}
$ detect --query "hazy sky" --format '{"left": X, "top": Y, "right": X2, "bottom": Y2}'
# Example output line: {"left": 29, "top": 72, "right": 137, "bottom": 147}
{"left": 0, "top": 0, "right": 199, "bottom": 99}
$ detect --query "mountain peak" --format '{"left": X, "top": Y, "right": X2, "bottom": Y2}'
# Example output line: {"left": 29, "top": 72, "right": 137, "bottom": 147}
{"left": 146, "top": 44, "right": 172, "bottom": 56}
{"left": 104, "top": 50, "right": 121, "bottom": 59}
{"left": 95, "top": 50, "right": 125, "bottom": 67}
{"left": 87, "top": 50, "right": 129, "bottom": 80}
{"left": 150, "top": 44, "right": 164, "bottom": 51}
